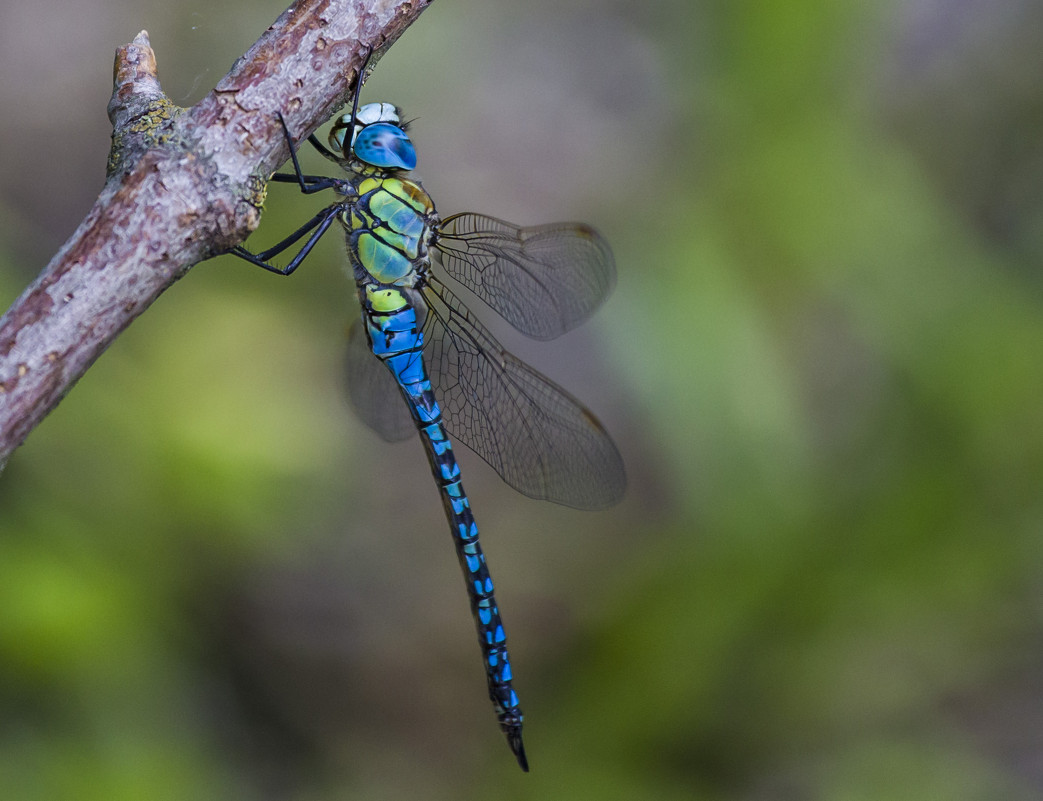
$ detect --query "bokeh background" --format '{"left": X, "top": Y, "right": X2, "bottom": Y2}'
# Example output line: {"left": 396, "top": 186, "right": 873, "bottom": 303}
{"left": 3, "top": 0, "right": 1043, "bottom": 798}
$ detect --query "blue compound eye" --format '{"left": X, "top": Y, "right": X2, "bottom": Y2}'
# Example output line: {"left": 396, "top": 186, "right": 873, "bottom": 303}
{"left": 353, "top": 122, "right": 417, "bottom": 170}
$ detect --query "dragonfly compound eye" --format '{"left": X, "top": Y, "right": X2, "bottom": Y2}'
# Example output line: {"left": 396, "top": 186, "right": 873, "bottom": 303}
{"left": 353, "top": 123, "right": 417, "bottom": 171}
{"left": 328, "top": 104, "right": 408, "bottom": 161}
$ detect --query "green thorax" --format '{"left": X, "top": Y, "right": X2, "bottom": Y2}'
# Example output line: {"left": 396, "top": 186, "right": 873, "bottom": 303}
{"left": 341, "top": 173, "right": 437, "bottom": 286}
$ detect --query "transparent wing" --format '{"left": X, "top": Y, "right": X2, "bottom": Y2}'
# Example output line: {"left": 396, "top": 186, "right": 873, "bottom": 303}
{"left": 433, "top": 212, "right": 616, "bottom": 341}
{"left": 419, "top": 276, "right": 626, "bottom": 510}
{"left": 343, "top": 315, "right": 415, "bottom": 442}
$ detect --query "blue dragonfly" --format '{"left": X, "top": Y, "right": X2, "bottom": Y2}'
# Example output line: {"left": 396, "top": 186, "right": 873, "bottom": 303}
{"left": 232, "top": 69, "right": 625, "bottom": 771}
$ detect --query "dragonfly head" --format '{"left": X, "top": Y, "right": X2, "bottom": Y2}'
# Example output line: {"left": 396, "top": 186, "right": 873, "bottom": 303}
{"left": 329, "top": 102, "right": 417, "bottom": 171}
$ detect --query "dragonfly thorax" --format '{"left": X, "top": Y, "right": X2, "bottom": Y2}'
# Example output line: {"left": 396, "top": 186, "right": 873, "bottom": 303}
{"left": 342, "top": 173, "right": 437, "bottom": 286}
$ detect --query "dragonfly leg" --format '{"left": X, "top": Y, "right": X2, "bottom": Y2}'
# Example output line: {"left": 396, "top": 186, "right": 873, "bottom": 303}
{"left": 231, "top": 203, "right": 343, "bottom": 276}
{"left": 304, "top": 133, "right": 341, "bottom": 163}
{"left": 306, "top": 45, "right": 375, "bottom": 165}
{"left": 270, "top": 171, "right": 347, "bottom": 191}
{"left": 272, "top": 112, "right": 349, "bottom": 195}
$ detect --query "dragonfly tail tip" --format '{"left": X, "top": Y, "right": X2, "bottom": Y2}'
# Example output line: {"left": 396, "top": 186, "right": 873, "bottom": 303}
{"left": 507, "top": 729, "right": 529, "bottom": 772}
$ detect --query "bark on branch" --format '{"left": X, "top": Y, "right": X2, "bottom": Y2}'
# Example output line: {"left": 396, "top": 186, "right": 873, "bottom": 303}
{"left": 0, "top": 0, "right": 432, "bottom": 469}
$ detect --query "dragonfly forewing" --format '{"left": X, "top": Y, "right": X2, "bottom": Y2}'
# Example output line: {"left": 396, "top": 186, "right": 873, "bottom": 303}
{"left": 435, "top": 212, "right": 616, "bottom": 341}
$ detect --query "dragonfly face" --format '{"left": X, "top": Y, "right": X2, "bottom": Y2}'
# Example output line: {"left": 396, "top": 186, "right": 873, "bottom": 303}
{"left": 328, "top": 102, "right": 417, "bottom": 170}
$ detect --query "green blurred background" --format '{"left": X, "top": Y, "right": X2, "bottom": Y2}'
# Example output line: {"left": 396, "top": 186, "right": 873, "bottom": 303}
{"left": 3, "top": 0, "right": 1043, "bottom": 797}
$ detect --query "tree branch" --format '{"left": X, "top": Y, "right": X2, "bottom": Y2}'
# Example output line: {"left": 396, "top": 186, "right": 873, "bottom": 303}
{"left": 0, "top": 0, "right": 432, "bottom": 469}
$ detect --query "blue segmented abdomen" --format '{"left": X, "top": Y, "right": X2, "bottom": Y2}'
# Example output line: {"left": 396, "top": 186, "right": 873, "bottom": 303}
{"left": 360, "top": 285, "right": 528, "bottom": 771}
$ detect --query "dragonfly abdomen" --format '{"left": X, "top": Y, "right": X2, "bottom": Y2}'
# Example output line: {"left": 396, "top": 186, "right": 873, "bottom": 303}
{"left": 420, "top": 420, "right": 527, "bottom": 771}
{"left": 360, "top": 285, "right": 528, "bottom": 771}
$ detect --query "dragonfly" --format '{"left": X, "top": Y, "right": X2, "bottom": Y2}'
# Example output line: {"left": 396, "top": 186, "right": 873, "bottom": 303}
{"left": 232, "top": 63, "right": 625, "bottom": 771}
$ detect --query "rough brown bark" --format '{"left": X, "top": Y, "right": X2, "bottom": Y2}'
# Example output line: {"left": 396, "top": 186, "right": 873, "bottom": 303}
{"left": 0, "top": 0, "right": 432, "bottom": 468}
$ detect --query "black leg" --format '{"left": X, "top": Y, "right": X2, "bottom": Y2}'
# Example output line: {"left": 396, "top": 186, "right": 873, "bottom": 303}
{"left": 347, "top": 47, "right": 375, "bottom": 137}
{"left": 305, "top": 134, "right": 341, "bottom": 163}
{"left": 274, "top": 113, "right": 350, "bottom": 195}
{"left": 308, "top": 46, "right": 375, "bottom": 163}
{"left": 271, "top": 172, "right": 344, "bottom": 191}
{"left": 231, "top": 204, "right": 343, "bottom": 276}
